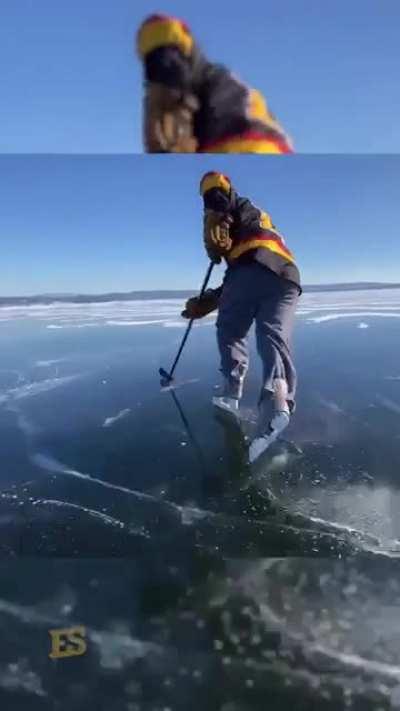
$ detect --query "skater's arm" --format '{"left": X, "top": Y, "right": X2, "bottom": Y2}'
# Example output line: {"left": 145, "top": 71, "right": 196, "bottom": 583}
{"left": 181, "top": 285, "right": 222, "bottom": 320}
{"left": 213, "top": 284, "right": 224, "bottom": 300}
{"left": 198, "top": 64, "right": 293, "bottom": 154}
{"left": 137, "top": 17, "right": 200, "bottom": 152}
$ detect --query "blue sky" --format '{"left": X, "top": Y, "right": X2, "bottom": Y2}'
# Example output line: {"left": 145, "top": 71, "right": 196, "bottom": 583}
{"left": 1, "top": 0, "right": 400, "bottom": 153}
{"left": 1, "top": 155, "right": 399, "bottom": 296}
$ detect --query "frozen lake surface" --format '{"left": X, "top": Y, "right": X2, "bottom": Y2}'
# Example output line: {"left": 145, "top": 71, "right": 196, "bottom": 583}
{"left": 1, "top": 289, "right": 400, "bottom": 709}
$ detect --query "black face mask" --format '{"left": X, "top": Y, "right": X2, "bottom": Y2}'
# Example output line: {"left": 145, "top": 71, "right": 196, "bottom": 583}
{"left": 203, "top": 186, "right": 237, "bottom": 214}
{"left": 144, "top": 46, "right": 193, "bottom": 90}
{"left": 144, "top": 39, "right": 208, "bottom": 90}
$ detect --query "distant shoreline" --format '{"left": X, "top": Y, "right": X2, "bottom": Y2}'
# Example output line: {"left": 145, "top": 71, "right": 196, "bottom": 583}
{"left": 1, "top": 283, "right": 400, "bottom": 307}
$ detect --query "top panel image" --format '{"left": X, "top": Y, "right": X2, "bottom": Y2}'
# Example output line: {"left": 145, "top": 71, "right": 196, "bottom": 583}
{"left": 2, "top": 0, "right": 399, "bottom": 154}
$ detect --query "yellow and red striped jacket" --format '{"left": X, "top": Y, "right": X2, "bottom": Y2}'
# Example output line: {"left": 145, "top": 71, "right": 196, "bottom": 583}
{"left": 199, "top": 172, "right": 300, "bottom": 290}
{"left": 227, "top": 198, "right": 300, "bottom": 290}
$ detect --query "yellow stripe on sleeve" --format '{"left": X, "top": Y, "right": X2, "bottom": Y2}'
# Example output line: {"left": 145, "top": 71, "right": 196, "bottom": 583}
{"left": 229, "top": 238, "right": 295, "bottom": 263}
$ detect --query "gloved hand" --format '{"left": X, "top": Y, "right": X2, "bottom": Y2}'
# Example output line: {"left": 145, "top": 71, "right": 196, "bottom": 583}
{"left": 203, "top": 210, "right": 233, "bottom": 263}
{"left": 143, "top": 82, "right": 199, "bottom": 153}
{"left": 181, "top": 288, "right": 220, "bottom": 320}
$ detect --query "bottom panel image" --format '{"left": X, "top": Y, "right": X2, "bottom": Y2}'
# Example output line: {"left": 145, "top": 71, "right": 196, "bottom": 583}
{"left": 1, "top": 557, "right": 400, "bottom": 710}
{"left": 0, "top": 154, "right": 400, "bottom": 709}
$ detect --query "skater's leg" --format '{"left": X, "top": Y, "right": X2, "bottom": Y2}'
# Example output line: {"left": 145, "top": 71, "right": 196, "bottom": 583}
{"left": 214, "top": 266, "right": 257, "bottom": 415}
{"left": 249, "top": 274, "right": 299, "bottom": 462}
{"left": 255, "top": 275, "right": 299, "bottom": 413}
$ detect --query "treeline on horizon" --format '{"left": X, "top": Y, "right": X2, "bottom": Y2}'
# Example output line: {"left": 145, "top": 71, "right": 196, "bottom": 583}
{"left": 1, "top": 283, "right": 400, "bottom": 307}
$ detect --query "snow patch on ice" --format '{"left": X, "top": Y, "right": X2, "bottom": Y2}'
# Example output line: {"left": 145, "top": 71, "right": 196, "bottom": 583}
{"left": 377, "top": 396, "right": 400, "bottom": 415}
{"left": 47, "top": 322, "right": 100, "bottom": 329}
{"left": 5, "top": 405, "right": 40, "bottom": 438}
{"left": 0, "top": 375, "right": 81, "bottom": 405}
{"left": 103, "top": 408, "right": 131, "bottom": 428}
{"left": 4, "top": 289, "right": 399, "bottom": 331}
{"left": 308, "top": 312, "right": 400, "bottom": 324}
{"left": 181, "top": 507, "right": 209, "bottom": 525}
{"left": 35, "top": 358, "right": 66, "bottom": 367}
{"left": 37, "top": 497, "right": 126, "bottom": 529}
{"left": 0, "top": 660, "right": 46, "bottom": 697}
{"left": 31, "top": 452, "right": 211, "bottom": 526}
{"left": 319, "top": 397, "right": 345, "bottom": 415}
{"left": 162, "top": 321, "right": 187, "bottom": 328}
{"left": 90, "top": 629, "right": 159, "bottom": 670}
{"left": 106, "top": 319, "right": 166, "bottom": 327}
{"left": 31, "top": 452, "right": 173, "bottom": 505}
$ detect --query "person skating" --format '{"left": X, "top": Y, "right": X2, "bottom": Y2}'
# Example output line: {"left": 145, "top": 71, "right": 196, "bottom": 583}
{"left": 182, "top": 172, "right": 301, "bottom": 462}
{"left": 136, "top": 14, "right": 293, "bottom": 154}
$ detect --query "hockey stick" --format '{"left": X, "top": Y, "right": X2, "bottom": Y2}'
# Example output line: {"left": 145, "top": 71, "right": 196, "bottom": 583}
{"left": 159, "top": 261, "right": 214, "bottom": 386}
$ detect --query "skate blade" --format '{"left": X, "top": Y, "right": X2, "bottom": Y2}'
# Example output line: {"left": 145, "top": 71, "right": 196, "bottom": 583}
{"left": 212, "top": 397, "right": 240, "bottom": 417}
{"left": 248, "top": 430, "right": 280, "bottom": 464}
{"left": 248, "top": 415, "right": 290, "bottom": 465}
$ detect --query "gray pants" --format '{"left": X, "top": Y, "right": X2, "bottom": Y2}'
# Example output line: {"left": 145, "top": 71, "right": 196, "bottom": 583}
{"left": 216, "top": 262, "right": 299, "bottom": 409}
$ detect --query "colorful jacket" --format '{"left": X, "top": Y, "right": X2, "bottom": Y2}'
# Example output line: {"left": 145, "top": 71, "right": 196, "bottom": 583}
{"left": 200, "top": 173, "right": 301, "bottom": 291}
{"left": 227, "top": 197, "right": 301, "bottom": 290}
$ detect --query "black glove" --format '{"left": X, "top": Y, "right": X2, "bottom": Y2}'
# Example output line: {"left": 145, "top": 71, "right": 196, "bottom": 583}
{"left": 181, "top": 288, "right": 220, "bottom": 319}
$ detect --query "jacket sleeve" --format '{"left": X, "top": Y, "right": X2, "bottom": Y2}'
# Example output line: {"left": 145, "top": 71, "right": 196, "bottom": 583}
{"left": 231, "top": 196, "right": 275, "bottom": 235}
{"left": 213, "top": 284, "right": 224, "bottom": 300}
{"left": 196, "top": 63, "right": 293, "bottom": 153}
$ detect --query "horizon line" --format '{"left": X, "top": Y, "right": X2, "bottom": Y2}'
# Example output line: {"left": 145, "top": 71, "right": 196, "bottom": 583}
{"left": 2, "top": 281, "right": 400, "bottom": 301}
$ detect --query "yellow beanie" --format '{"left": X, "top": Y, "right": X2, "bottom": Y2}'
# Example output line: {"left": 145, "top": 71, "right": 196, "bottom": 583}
{"left": 137, "top": 14, "right": 194, "bottom": 58}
